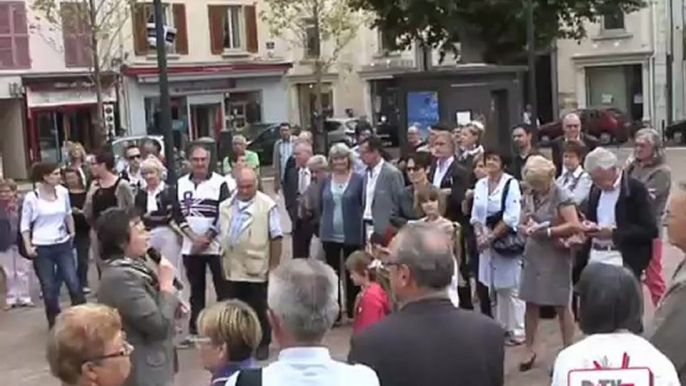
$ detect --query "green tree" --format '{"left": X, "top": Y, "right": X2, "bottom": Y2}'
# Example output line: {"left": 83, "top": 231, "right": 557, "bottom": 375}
{"left": 261, "top": 0, "right": 366, "bottom": 153}
{"left": 31, "top": 0, "right": 134, "bottom": 143}
{"left": 349, "top": 0, "right": 645, "bottom": 64}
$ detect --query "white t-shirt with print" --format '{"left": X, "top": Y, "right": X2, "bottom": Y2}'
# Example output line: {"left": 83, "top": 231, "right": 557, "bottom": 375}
{"left": 551, "top": 332, "right": 679, "bottom": 386}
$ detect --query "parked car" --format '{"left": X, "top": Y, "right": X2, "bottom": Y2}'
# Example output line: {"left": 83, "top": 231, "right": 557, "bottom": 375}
{"left": 537, "top": 108, "right": 636, "bottom": 145}
{"left": 246, "top": 123, "right": 282, "bottom": 166}
{"left": 665, "top": 120, "right": 686, "bottom": 144}
{"left": 324, "top": 118, "right": 359, "bottom": 146}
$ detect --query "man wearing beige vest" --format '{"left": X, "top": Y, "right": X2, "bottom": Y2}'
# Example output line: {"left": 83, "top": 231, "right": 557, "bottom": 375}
{"left": 219, "top": 167, "right": 283, "bottom": 360}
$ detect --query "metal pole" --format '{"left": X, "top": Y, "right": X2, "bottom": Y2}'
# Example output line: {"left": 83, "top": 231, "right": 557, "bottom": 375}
{"left": 153, "top": 0, "right": 177, "bottom": 183}
{"left": 527, "top": 0, "right": 538, "bottom": 132}
{"left": 666, "top": 0, "right": 674, "bottom": 125}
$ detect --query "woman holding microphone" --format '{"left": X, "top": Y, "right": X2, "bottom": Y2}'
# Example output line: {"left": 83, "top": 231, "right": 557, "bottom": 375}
{"left": 97, "top": 207, "right": 180, "bottom": 386}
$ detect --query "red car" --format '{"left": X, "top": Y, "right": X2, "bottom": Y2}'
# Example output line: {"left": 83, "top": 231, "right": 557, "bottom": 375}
{"left": 537, "top": 108, "right": 636, "bottom": 145}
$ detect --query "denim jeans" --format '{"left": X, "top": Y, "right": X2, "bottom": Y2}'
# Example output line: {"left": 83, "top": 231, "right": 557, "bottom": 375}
{"left": 34, "top": 240, "right": 86, "bottom": 327}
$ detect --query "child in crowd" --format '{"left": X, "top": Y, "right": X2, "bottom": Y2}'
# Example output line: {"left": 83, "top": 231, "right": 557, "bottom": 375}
{"left": 0, "top": 179, "right": 33, "bottom": 309}
{"left": 346, "top": 250, "right": 391, "bottom": 334}
{"left": 556, "top": 140, "right": 592, "bottom": 205}
{"left": 196, "top": 299, "right": 262, "bottom": 386}
{"left": 411, "top": 185, "right": 461, "bottom": 307}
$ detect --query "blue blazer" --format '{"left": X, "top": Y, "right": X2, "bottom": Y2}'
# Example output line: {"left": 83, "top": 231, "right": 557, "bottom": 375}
{"left": 319, "top": 173, "right": 364, "bottom": 246}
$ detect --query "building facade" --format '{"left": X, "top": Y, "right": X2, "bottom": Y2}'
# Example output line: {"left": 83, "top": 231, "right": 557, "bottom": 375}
{"left": 555, "top": 0, "right": 686, "bottom": 132}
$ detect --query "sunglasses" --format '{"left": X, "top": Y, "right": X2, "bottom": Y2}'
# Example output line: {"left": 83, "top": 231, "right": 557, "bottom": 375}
{"left": 128, "top": 154, "right": 141, "bottom": 160}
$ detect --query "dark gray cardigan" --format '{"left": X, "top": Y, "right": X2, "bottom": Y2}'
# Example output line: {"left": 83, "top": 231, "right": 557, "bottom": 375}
{"left": 319, "top": 172, "right": 365, "bottom": 246}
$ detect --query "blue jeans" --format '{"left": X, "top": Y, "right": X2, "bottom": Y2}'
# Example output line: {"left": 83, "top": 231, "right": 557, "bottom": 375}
{"left": 34, "top": 241, "right": 86, "bottom": 327}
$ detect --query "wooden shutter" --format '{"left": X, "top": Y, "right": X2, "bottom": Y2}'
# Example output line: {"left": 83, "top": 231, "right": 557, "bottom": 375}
{"left": 208, "top": 5, "right": 228, "bottom": 55}
{"left": 172, "top": 4, "right": 188, "bottom": 55}
{"left": 61, "top": 3, "right": 79, "bottom": 67}
{"left": 132, "top": 3, "right": 147, "bottom": 55}
{"left": 244, "top": 4, "right": 258, "bottom": 53}
{"left": 11, "top": 2, "right": 29, "bottom": 67}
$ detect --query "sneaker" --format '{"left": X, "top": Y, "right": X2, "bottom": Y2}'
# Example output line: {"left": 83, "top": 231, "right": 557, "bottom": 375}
{"left": 83, "top": 287, "right": 92, "bottom": 295}
{"left": 18, "top": 299, "right": 35, "bottom": 308}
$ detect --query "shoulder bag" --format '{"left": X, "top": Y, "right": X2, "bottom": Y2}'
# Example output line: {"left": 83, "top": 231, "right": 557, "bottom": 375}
{"left": 489, "top": 178, "right": 526, "bottom": 257}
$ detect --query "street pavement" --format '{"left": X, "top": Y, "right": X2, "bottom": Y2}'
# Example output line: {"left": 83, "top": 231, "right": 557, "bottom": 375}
{"left": 2, "top": 146, "right": 686, "bottom": 386}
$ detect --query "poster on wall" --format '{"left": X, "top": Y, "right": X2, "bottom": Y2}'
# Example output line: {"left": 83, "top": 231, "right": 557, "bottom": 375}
{"left": 407, "top": 91, "right": 439, "bottom": 139}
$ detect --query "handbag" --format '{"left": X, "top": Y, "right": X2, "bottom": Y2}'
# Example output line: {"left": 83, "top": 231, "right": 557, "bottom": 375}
{"left": 487, "top": 179, "right": 525, "bottom": 256}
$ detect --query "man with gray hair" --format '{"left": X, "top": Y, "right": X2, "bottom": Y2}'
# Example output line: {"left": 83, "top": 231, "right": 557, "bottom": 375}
{"left": 227, "top": 259, "right": 380, "bottom": 386}
{"left": 349, "top": 222, "right": 504, "bottom": 386}
{"left": 551, "top": 112, "right": 599, "bottom": 177}
{"left": 580, "top": 147, "right": 657, "bottom": 280}
{"left": 283, "top": 140, "right": 315, "bottom": 258}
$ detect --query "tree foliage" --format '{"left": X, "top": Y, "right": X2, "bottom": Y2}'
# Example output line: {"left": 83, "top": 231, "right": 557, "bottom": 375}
{"left": 260, "top": 0, "right": 366, "bottom": 69}
{"left": 349, "top": 0, "right": 646, "bottom": 63}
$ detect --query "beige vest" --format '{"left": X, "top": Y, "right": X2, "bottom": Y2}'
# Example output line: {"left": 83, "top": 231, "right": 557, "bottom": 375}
{"left": 219, "top": 192, "right": 276, "bottom": 282}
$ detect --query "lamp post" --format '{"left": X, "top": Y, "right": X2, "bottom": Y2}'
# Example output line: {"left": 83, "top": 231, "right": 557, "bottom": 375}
{"left": 526, "top": 0, "right": 538, "bottom": 132}
{"left": 152, "top": 0, "right": 177, "bottom": 183}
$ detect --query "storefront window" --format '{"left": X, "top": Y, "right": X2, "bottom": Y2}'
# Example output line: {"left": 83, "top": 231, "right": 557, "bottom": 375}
{"left": 36, "top": 111, "right": 63, "bottom": 164}
{"left": 225, "top": 91, "right": 262, "bottom": 132}
{"left": 35, "top": 108, "right": 97, "bottom": 164}
{"left": 145, "top": 96, "right": 189, "bottom": 149}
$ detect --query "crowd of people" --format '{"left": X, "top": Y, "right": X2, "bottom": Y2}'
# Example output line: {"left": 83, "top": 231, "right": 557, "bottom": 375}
{"left": 2, "top": 113, "right": 686, "bottom": 386}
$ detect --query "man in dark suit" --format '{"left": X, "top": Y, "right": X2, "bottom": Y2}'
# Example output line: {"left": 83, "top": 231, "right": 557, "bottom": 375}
{"left": 510, "top": 124, "right": 540, "bottom": 181}
{"left": 427, "top": 125, "right": 472, "bottom": 308}
{"left": 551, "top": 112, "right": 599, "bottom": 177}
{"left": 579, "top": 147, "right": 658, "bottom": 280}
{"left": 282, "top": 140, "right": 314, "bottom": 258}
{"left": 348, "top": 222, "right": 504, "bottom": 386}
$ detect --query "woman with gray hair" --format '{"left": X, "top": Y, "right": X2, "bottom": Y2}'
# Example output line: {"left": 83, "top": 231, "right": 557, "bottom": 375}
{"left": 517, "top": 155, "right": 582, "bottom": 371}
{"left": 627, "top": 128, "right": 672, "bottom": 307}
{"left": 319, "top": 143, "right": 365, "bottom": 322}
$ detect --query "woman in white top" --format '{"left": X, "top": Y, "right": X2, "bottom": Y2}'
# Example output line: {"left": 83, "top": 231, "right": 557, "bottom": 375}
{"left": 555, "top": 140, "right": 592, "bottom": 206}
{"left": 21, "top": 162, "right": 85, "bottom": 328}
{"left": 551, "top": 263, "right": 679, "bottom": 386}
{"left": 471, "top": 148, "right": 526, "bottom": 346}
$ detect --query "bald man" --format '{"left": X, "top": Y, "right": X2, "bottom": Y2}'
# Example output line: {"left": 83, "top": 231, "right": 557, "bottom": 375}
{"left": 551, "top": 112, "right": 598, "bottom": 177}
{"left": 219, "top": 166, "right": 283, "bottom": 360}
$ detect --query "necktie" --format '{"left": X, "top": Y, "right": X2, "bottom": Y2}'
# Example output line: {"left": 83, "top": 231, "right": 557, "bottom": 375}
{"left": 299, "top": 168, "right": 308, "bottom": 194}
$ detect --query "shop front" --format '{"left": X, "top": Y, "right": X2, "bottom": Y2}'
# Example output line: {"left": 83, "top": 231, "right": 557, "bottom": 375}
{"left": 122, "top": 63, "right": 291, "bottom": 151}
{"left": 24, "top": 75, "right": 117, "bottom": 164}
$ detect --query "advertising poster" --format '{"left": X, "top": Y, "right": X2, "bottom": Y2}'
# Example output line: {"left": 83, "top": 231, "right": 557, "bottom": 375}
{"left": 407, "top": 91, "right": 439, "bottom": 139}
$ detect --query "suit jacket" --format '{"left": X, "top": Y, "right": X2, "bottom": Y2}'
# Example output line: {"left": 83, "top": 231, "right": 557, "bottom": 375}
{"left": 648, "top": 259, "right": 686, "bottom": 385}
{"left": 364, "top": 162, "right": 413, "bottom": 236}
{"left": 428, "top": 158, "right": 470, "bottom": 223}
{"left": 98, "top": 259, "right": 179, "bottom": 386}
{"left": 134, "top": 185, "right": 179, "bottom": 230}
{"left": 580, "top": 173, "right": 658, "bottom": 278}
{"left": 348, "top": 297, "right": 504, "bottom": 386}
{"left": 551, "top": 134, "right": 599, "bottom": 177}
{"left": 282, "top": 156, "right": 300, "bottom": 222}
{"left": 272, "top": 137, "right": 294, "bottom": 185}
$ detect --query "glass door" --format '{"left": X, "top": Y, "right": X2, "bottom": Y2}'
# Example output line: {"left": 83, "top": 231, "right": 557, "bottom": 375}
{"left": 36, "top": 111, "right": 63, "bottom": 163}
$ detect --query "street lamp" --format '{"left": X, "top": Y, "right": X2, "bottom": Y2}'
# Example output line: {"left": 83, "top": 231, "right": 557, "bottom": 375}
{"left": 152, "top": 0, "right": 177, "bottom": 183}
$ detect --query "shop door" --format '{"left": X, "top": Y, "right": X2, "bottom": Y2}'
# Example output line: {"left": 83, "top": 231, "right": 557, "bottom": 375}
{"left": 190, "top": 103, "right": 223, "bottom": 140}
{"left": 36, "top": 111, "right": 64, "bottom": 163}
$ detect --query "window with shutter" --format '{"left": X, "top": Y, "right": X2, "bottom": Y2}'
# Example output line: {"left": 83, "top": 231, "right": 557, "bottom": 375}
{"left": 143, "top": 3, "right": 176, "bottom": 54}
{"left": 209, "top": 4, "right": 259, "bottom": 55}
{"left": 61, "top": 2, "right": 92, "bottom": 68}
{"left": 0, "top": 2, "right": 30, "bottom": 69}
{"left": 172, "top": 4, "right": 188, "bottom": 55}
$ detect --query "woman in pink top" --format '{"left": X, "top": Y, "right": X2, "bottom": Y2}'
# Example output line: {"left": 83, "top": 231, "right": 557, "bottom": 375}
{"left": 345, "top": 250, "right": 391, "bottom": 334}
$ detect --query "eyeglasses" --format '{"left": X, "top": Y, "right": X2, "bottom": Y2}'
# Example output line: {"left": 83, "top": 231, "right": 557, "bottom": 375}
{"left": 87, "top": 341, "right": 134, "bottom": 363}
{"left": 193, "top": 336, "right": 215, "bottom": 347}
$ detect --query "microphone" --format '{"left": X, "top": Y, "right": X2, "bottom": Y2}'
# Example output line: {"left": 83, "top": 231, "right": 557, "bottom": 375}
{"left": 147, "top": 247, "right": 184, "bottom": 291}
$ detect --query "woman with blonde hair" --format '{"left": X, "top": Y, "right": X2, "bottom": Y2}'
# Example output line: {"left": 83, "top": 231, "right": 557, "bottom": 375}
{"left": 47, "top": 304, "right": 132, "bottom": 386}
{"left": 627, "top": 128, "right": 672, "bottom": 307}
{"left": 518, "top": 155, "right": 581, "bottom": 372}
{"left": 134, "top": 156, "right": 182, "bottom": 277}
{"left": 196, "top": 300, "right": 262, "bottom": 386}
{"left": 67, "top": 142, "right": 89, "bottom": 188}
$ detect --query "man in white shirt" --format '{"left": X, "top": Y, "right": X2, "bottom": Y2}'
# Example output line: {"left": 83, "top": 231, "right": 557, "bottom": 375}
{"left": 555, "top": 140, "right": 592, "bottom": 205}
{"left": 359, "top": 137, "right": 409, "bottom": 242}
{"left": 226, "top": 259, "right": 380, "bottom": 386}
{"left": 580, "top": 147, "right": 657, "bottom": 279}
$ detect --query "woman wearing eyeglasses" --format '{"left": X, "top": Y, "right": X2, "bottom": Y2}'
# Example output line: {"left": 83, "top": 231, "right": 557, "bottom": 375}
{"left": 47, "top": 304, "right": 132, "bottom": 386}
{"left": 96, "top": 208, "right": 179, "bottom": 386}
